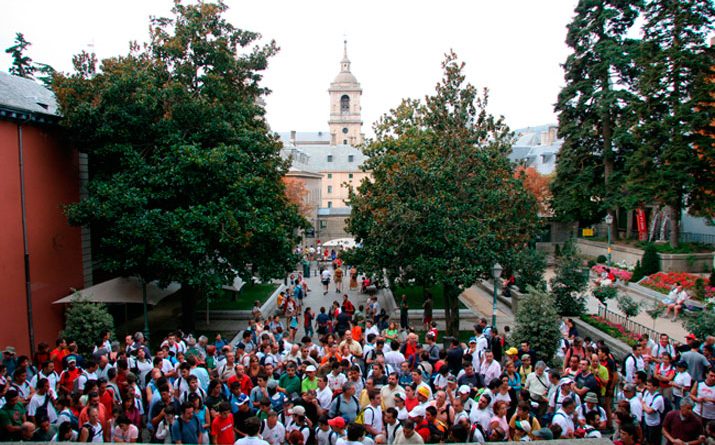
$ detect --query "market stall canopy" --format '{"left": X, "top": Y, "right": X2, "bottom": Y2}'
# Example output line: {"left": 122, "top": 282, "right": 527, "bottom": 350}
{"left": 321, "top": 238, "right": 356, "bottom": 248}
{"left": 53, "top": 277, "right": 181, "bottom": 305}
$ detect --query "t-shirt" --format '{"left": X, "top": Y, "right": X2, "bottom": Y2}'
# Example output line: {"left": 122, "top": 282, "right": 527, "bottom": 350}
{"left": 642, "top": 391, "right": 664, "bottom": 426}
{"left": 663, "top": 411, "right": 704, "bottom": 445}
{"left": 0, "top": 403, "right": 26, "bottom": 441}
{"left": 171, "top": 416, "right": 202, "bottom": 444}
{"left": 672, "top": 371, "right": 692, "bottom": 398}
{"left": 113, "top": 424, "right": 139, "bottom": 442}
{"left": 235, "top": 435, "right": 270, "bottom": 445}
{"left": 279, "top": 374, "right": 301, "bottom": 397}
{"left": 211, "top": 414, "right": 236, "bottom": 445}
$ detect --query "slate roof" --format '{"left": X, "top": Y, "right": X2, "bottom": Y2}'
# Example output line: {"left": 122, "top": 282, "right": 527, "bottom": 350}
{"left": 290, "top": 143, "right": 367, "bottom": 173}
{"left": 0, "top": 71, "right": 59, "bottom": 119}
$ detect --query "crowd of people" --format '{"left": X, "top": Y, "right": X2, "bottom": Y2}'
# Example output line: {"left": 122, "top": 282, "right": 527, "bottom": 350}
{"left": 1, "top": 261, "right": 715, "bottom": 445}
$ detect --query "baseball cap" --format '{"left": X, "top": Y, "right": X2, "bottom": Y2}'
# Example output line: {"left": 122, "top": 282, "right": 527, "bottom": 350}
{"left": 328, "top": 417, "right": 346, "bottom": 428}
{"left": 408, "top": 405, "right": 426, "bottom": 418}
{"left": 686, "top": 333, "right": 697, "bottom": 340}
{"left": 584, "top": 393, "right": 599, "bottom": 404}
{"left": 394, "top": 392, "right": 405, "bottom": 401}
{"left": 291, "top": 405, "right": 306, "bottom": 416}
{"left": 458, "top": 385, "right": 471, "bottom": 395}
{"left": 306, "top": 365, "right": 317, "bottom": 372}
{"left": 416, "top": 386, "right": 430, "bottom": 399}
{"left": 3, "top": 346, "right": 16, "bottom": 355}
{"left": 236, "top": 394, "right": 249, "bottom": 405}
{"left": 506, "top": 347, "right": 518, "bottom": 355}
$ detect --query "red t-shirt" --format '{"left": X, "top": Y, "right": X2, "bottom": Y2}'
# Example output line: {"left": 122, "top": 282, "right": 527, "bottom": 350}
{"left": 211, "top": 414, "right": 235, "bottom": 445}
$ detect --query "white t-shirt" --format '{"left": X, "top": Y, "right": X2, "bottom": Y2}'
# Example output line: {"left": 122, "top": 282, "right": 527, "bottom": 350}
{"left": 363, "top": 405, "right": 383, "bottom": 434}
{"left": 469, "top": 407, "right": 492, "bottom": 432}
{"left": 260, "top": 420, "right": 285, "bottom": 445}
{"left": 317, "top": 386, "right": 333, "bottom": 410}
{"left": 673, "top": 371, "right": 692, "bottom": 397}
{"left": 235, "top": 436, "right": 270, "bottom": 445}
{"left": 27, "top": 392, "right": 57, "bottom": 422}
{"left": 113, "top": 424, "right": 139, "bottom": 442}
{"left": 551, "top": 409, "right": 575, "bottom": 437}
{"left": 321, "top": 270, "right": 331, "bottom": 282}
{"left": 642, "top": 391, "right": 664, "bottom": 426}
{"left": 694, "top": 381, "right": 715, "bottom": 420}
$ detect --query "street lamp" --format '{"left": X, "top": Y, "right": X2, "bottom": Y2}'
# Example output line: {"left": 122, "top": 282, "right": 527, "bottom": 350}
{"left": 492, "top": 263, "right": 503, "bottom": 328}
{"left": 604, "top": 214, "right": 614, "bottom": 267}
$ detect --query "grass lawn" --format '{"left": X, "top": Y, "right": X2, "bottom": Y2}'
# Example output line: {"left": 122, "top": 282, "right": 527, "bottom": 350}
{"left": 207, "top": 283, "right": 279, "bottom": 311}
{"left": 393, "top": 285, "right": 467, "bottom": 310}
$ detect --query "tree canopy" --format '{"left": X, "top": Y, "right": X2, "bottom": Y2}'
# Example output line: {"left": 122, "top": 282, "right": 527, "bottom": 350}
{"left": 55, "top": 0, "right": 306, "bottom": 329}
{"left": 347, "top": 52, "right": 540, "bottom": 336}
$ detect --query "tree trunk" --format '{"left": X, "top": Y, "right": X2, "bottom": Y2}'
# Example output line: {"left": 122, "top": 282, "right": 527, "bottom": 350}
{"left": 669, "top": 204, "right": 680, "bottom": 248}
{"left": 181, "top": 285, "right": 197, "bottom": 332}
{"left": 443, "top": 283, "right": 461, "bottom": 339}
{"left": 625, "top": 210, "right": 634, "bottom": 240}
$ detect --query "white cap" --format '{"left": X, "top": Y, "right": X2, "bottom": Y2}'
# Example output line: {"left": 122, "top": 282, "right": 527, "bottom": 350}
{"left": 306, "top": 365, "right": 317, "bottom": 372}
{"left": 458, "top": 385, "right": 471, "bottom": 394}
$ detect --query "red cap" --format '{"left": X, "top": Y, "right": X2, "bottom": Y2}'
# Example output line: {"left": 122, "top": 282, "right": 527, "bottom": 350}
{"left": 686, "top": 333, "right": 697, "bottom": 340}
{"left": 328, "top": 417, "right": 346, "bottom": 429}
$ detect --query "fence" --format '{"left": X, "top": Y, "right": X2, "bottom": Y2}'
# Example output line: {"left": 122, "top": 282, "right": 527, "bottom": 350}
{"left": 681, "top": 232, "right": 715, "bottom": 247}
{"left": 596, "top": 305, "right": 663, "bottom": 342}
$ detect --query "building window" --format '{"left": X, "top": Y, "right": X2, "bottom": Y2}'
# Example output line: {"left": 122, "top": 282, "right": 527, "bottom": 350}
{"left": 341, "top": 95, "right": 350, "bottom": 113}
{"left": 327, "top": 185, "right": 333, "bottom": 193}
{"left": 343, "top": 139, "right": 347, "bottom": 145}
{"left": 327, "top": 173, "right": 332, "bottom": 179}
{"left": 348, "top": 155, "right": 354, "bottom": 162}
{"left": 327, "top": 201, "right": 333, "bottom": 208}
{"left": 327, "top": 155, "right": 333, "bottom": 162}
{"left": 320, "top": 220, "right": 327, "bottom": 229}
{"left": 348, "top": 173, "right": 353, "bottom": 179}
{"left": 342, "top": 127, "right": 348, "bottom": 134}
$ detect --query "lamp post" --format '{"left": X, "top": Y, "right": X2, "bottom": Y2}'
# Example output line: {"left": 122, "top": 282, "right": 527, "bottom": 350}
{"left": 605, "top": 214, "right": 614, "bottom": 267}
{"left": 492, "top": 263, "right": 503, "bottom": 328}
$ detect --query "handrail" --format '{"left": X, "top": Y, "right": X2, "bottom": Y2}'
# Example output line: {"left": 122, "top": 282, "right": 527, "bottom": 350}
{"left": 596, "top": 305, "right": 665, "bottom": 343}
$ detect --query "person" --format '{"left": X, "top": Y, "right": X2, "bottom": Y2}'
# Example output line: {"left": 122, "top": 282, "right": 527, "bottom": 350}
{"left": 551, "top": 397, "right": 576, "bottom": 439}
{"left": 662, "top": 398, "right": 705, "bottom": 445}
{"left": 393, "top": 419, "right": 424, "bottom": 445}
{"left": 0, "top": 389, "right": 26, "bottom": 442}
{"left": 349, "top": 266, "right": 358, "bottom": 290}
{"left": 79, "top": 405, "right": 105, "bottom": 443}
{"left": 334, "top": 267, "right": 344, "bottom": 294}
{"left": 171, "top": 402, "right": 203, "bottom": 444}
{"left": 234, "top": 416, "right": 269, "bottom": 445}
{"left": 682, "top": 340, "right": 711, "bottom": 383}
{"left": 509, "top": 400, "right": 541, "bottom": 441}
{"left": 210, "top": 402, "right": 236, "bottom": 445}
{"left": 399, "top": 296, "right": 409, "bottom": 331}
{"left": 321, "top": 269, "right": 331, "bottom": 296}
{"left": 113, "top": 415, "right": 140, "bottom": 443}
{"left": 664, "top": 284, "right": 690, "bottom": 320}
{"left": 672, "top": 360, "right": 693, "bottom": 409}
{"left": 422, "top": 295, "right": 432, "bottom": 331}
{"left": 642, "top": 377, "right": 665, "bottom": 445}
{"left": 691, "top": 368, "right": 715, "bottom": 424}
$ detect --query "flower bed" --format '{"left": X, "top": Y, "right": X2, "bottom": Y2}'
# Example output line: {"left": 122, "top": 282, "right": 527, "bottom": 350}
{"left": 580, "top": 314, "right": 639, "bottom": 346}
{"left": 639, "top": 272, "right": 715, "bottom": 300}
{"left": 591, "top": 264, "right": 632, "bottom": 282}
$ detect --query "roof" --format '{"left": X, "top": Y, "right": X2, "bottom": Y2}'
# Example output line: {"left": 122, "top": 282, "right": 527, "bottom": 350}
{"left": 293, "top": 143, "right": 368, "bottom": 172}
{"left": 0, "top": 71, "right": 59, "bottom": 121}
{"left": 53, "top": 277, "right": 181, "bottom": 305}
{"left": 318, "top": 207, "right": 352, "bottom": 217}
{"left": 278, "top": 131, "right": 331, "bottom": 144}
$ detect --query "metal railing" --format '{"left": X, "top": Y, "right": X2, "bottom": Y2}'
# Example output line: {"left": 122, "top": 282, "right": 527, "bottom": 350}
{"left": 596, "top": 305, "right": 663, "bottom": 341}
{"left": 681, "top": 232, "right": 715, "bottom": 247}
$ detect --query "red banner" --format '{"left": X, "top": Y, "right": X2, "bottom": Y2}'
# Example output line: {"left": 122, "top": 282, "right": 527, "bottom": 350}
{"left": 636, "top": 208, "right": 647, "bottom": 241}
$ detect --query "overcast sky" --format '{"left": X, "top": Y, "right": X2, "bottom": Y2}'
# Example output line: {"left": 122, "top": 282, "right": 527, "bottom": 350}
{"left": 1, "top": 0, "right": 580, "bottom": 135}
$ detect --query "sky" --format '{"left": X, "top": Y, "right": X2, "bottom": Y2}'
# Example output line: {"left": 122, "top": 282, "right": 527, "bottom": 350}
{"left": 1, "top": 0, "right": 580, "bottom": 135}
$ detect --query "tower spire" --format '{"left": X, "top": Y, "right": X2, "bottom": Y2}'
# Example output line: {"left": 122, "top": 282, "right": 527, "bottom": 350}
{"left": 341, "top": 39, "right": 350, "bottom": 72}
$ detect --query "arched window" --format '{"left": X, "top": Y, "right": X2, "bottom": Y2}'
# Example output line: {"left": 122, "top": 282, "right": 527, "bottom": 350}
{"left": 340, "top": 95, "right": 350, "bottom": 113}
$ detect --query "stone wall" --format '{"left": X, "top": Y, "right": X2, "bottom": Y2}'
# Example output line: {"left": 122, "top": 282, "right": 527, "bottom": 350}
{"left": 575, "top": 239, "right": 713, "bottom": 272}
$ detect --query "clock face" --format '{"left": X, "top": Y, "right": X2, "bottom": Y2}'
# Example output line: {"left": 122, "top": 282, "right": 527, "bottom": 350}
{"left": 342, "top": 127, "right": 348, "bottom": 134}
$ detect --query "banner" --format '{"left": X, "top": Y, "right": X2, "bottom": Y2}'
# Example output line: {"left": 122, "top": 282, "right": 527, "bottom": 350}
{"left": 636, "top": 208, "right": 647, "bottom": 241}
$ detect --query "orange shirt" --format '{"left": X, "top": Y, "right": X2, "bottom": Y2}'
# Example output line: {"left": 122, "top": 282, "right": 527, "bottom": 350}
{"left": 79, "top": 403, "right": 108, "bottom": 430}
{"left": 211, "top": 414, "right": 236, "bottom": 445}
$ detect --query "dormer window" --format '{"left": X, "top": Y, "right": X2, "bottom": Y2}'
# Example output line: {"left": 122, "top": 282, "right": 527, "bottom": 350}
{"left": 327, "top": 155, "right": 333, "bottom": 162}
{"left": 348, "top": 155, "right": 354, "bottom": 162}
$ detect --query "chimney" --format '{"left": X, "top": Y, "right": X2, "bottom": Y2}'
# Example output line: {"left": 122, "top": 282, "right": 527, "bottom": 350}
{"left": 290, "top": 130, "right": 296, "bottom": 145}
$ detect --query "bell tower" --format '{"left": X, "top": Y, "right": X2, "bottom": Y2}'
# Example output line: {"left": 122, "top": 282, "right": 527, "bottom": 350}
{"left": 328, "top": 40, "right": 363, "bottom": 145}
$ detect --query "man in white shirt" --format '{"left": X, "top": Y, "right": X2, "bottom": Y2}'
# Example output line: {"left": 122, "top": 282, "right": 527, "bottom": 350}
{"left": 27, "top": 378, "right": 57, "bottom": 423}
{"left": 468, "top": 393, "right": 492, "bottom": 432}
{"left": 384, "top": 343, "right": 406, "bottom": 371}
{"left": 551, "top": 397, "right": 577, "bottom": 439}
{"left": 30, "top": 361, "right": 58, "bottom": 394}
{"left": 641, "top": 377, "right": 665, "bottom": 445}
{"left": 380, "top": 373, "right": 404, "bottom": 409}
{"left": 479, "top": 350, "right": 501, "bottom": 386}
{"left": 236, "top": 416, "right": 270, "bottom": 445}
{"left": 622, "top": 384, "right": 643, "bottom": 423}
{"left": 362, "top": 391, "right": 384, "bottom": 437}
{"left": 260, "top": 411, "right": 285, "bottom": 445}
{"left": 624, "top": 345, "right": 645, "bottom": 384}
{"left": 316, "top": 376, "right": 333, "bottom": 411}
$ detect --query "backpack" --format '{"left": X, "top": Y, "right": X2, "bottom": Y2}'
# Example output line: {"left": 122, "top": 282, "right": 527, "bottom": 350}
{"left": 334, "top": 394, "right": 359, "bottom": 417}
{"left": 653, "top": 393, "right": 673, "bottom": 424}
{"left": 621, "top": 354, "right": 634, "bottom": 375}
{"left": 72, "top": 371, "right": 89, "bottom": 395}
{"left": 354, "top": 405, "right": 373, "bottom": 425}
{"left": 82, "top": 422, "right": 101, "bottom": 442}
{"left": 35, "top": 393, "right": 52, "bottom": 420}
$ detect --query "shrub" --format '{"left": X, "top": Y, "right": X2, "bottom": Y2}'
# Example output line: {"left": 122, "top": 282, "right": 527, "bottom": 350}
{"left": 630, "top": 260, "right": 644, "bottom": 283}
{"left": 641, "top": 243, "right": 660, "bottom": 276}
{"left": 597, "top": 254, "right": 608, "bottom": 264}
{"left": 593, "top": 285, "right": 617, "bottom": 307}
{"left": 617, "top": 294, "right": 640, "bottom": 320}
{"left": 62, "top": 294, "right": 115, "bottom": 357}
{"left": 550, "top": 238, "right": 587, "bottom": 316}
{"left": 693, "top": 279, "right": 706, "bottom": 301}
{"left": 514, "top": 248, "right": 547, "bottom": 292}
{"left": 685, "top": 310, "right": 715, "bottom": 340}
{"left": 587, "top": 259, "right": 597, "bottom": 268}
{"left": 511, "top": 286, "right": 562, "bottom": 364}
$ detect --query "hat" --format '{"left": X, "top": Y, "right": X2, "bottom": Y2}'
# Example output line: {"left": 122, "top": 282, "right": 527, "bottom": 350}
{"left": 515, "top": 419, "right": 532, "bottom": 433}
{"left": 394, "top": 392, "right": 405, "bottom": 401}
{"left": 521, "top": 354, "right": 530, "bottom": 360}
{"left": 686, "top": 333, "right": 697, "bottom": 340}
{"left": 408, "top": 406, "right": 426, "bottom": 418}
{"left": 506, "top": 347, "right": 518, "bottom": 356}
{"left": 291, "top": 405, "right": 306, "bottom": 416}
{"left": 306, "top": 365, "right": 317, "bottom": 372}
{"left": 416, "top": 386, "right": 431, "bottom": 399}
{"left": 236, "top": 394, "right": 249, "bottom": 405}
{"left": 328, "top": 417, "right": 346, "bottom": 428}
{"left": 66, "top": 355, "right": 78, "bottom": 364}
{"left": 584, "top": 392, "right": 599, "bottom": 404}
{"left": 447, "top": 375, "right": 457, "bottom": 382}
{"left": 468, "top": 337, "right": 477, "bottom": 344}
{"left": 533, "top": 428, "right": 554, "bottom": 440}
{"left": 3, "top": 346, "right": 15, "bottom": 355}
{"left": 458, "top": 385, "right": 471, "bottom": 395}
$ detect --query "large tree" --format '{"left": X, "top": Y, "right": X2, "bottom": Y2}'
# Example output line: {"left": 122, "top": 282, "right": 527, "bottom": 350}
{"left": 627, "top": 0, "right": 715, "bottom": 247}
{"left": 55, "top": 0, "right": 306, "bottom": 332}
{"left": 347, "top": 52, "right": 540, "bottom": 337}
{"left": 5, "top": 32, "right": 36, "bottom": 78}
{"left": 551, "top": 0, "right": 642, "bottom": 229}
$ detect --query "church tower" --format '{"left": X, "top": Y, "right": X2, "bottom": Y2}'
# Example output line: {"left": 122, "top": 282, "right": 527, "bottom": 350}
{"left": 328, "top": 40, "right": 363, "bottom": 145}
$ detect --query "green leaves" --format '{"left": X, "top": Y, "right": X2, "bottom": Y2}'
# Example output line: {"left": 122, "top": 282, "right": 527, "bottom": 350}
{"left": 62, "top": 294, "right": 114, "bottom": 357}
{"left": 57, "top": 1, "right": 305, "bottom": 306}
{"left": 512, "top": 286, "right": 562, "bottom": 364}
{"left": 348, "top": 52, "right": 540, "bottom": 336}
